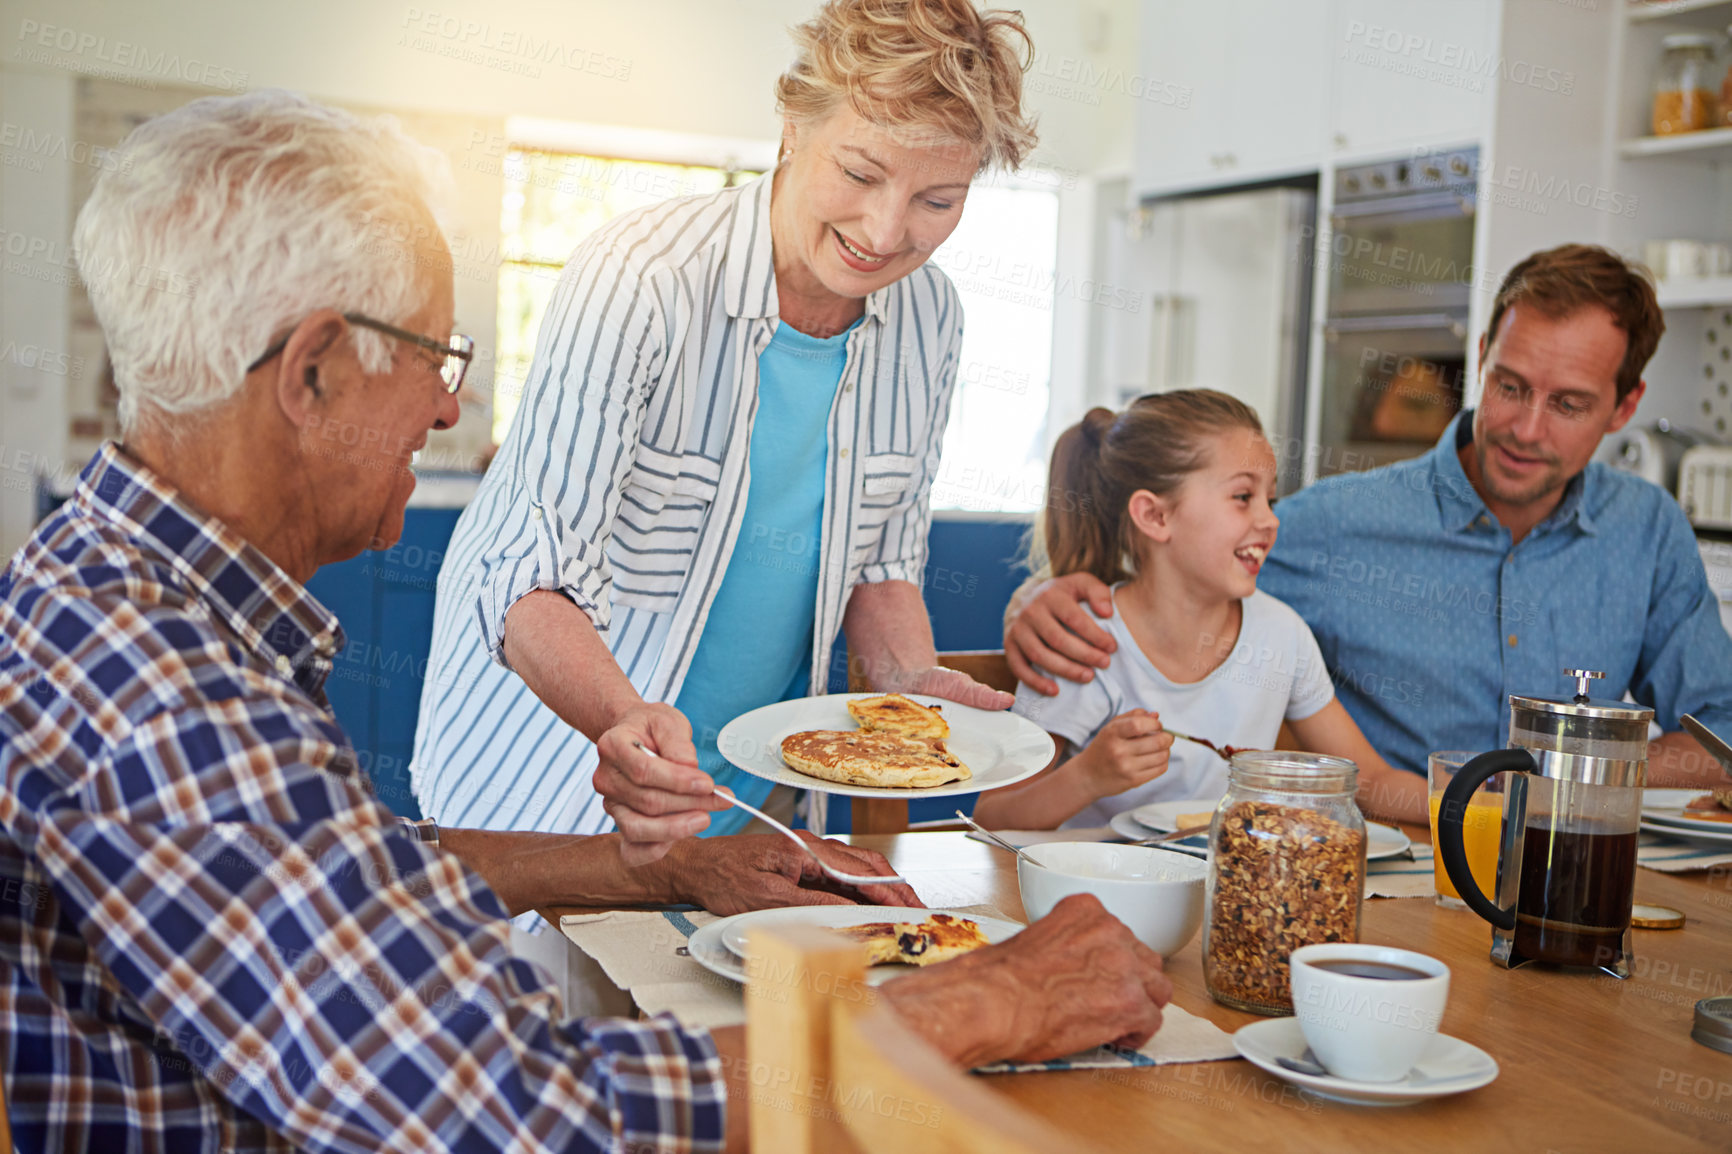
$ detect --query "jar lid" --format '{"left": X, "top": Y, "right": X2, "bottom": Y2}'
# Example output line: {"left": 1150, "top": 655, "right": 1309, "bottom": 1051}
{"left": 1662, "top": 32, "right": 1720, "bottom": 51}
{"left": 1630, "top": 904, "right": 1685, "bottom": 930}
{"left": 1227, "top": 751, "right": 1357, "bottom": 793}
{"left": 1693, "top": 996, "right": 1732, "bottom": 1055}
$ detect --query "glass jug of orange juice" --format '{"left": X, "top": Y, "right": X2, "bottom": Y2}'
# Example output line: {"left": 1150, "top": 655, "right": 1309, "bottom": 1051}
{"left": 1428, "top": 750, "right": 1505, "bottom": 909}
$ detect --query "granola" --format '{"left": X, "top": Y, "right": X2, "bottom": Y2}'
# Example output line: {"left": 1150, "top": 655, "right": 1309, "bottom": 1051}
{"left": 1204, "top": 799, "right": 1365, "bottom": 1014}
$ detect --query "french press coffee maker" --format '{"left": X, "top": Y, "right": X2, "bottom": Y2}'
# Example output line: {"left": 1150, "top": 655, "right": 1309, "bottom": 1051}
{"left": 1437, "top": 669, "right": 1650, "bottom": 978}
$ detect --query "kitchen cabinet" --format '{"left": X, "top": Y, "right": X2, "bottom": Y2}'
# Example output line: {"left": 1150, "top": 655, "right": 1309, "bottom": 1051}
{"left": 1134, "top": 0, "right": 1490, "bottom": 199}
{"left": 1328, "top": 0, "right": 1495, "bottom": 157}
{"left": 1135, "top": 0, "right": 1329, "bottom": 196}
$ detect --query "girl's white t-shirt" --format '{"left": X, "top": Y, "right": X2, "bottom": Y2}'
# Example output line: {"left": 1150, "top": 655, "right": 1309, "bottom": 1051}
{"left": 1011, "top": 587, "right": 1335, "bottom": 829}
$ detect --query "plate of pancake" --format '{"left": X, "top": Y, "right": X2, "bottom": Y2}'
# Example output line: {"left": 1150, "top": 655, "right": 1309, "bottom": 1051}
{"left": 716, "top": 692, "right": 1054, "bottom": 799}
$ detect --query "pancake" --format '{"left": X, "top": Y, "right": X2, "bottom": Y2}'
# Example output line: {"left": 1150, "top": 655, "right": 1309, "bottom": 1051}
{"left": 846, "top": 693, "right": 950, "bottom": 740}
{"left": 839, "top": 914, "right": 990, "bottom": 966}
{"left": 779, "top": 729, "right": 971, "bottom": 789}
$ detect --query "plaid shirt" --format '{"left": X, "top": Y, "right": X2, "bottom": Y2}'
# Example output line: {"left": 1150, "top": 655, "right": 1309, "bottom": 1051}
{"left": 0, "top": 443, "right": 724, "bottom": 1153}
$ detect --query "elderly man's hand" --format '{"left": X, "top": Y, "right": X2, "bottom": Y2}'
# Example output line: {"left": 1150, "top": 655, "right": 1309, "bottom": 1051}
{"left": 663, "top": 832, "right": 922, "bottom": 916}
{"left": 1004, "top": 573, "right": 1117, "bottom": 697}
{"left": 885, "top": 893, "right": 1171, "bottom": 1067}
{"left": 593, "top": 703, "right": 729, "bottom": 864}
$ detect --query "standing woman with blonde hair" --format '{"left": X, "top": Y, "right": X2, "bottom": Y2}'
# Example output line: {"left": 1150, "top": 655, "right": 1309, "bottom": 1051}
{"left": 415, "top": 0, "right": 1036, "bottom": 872}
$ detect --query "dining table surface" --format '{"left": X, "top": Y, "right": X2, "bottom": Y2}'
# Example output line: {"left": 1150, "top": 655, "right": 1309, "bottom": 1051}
{"left": 544, "top": 824, "right": 1732, "bottom": 1153}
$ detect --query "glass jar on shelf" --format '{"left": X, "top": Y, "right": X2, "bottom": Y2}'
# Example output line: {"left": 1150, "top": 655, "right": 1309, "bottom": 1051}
{"left": 1202, "top": 752, "right": 1366, "bottom": 1016}
{"left": 1654, "top": 32, "right": 1720, "bottom": 136}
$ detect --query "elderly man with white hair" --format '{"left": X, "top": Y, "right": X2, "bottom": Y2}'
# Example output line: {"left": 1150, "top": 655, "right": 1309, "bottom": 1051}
{"left": 0, "top": 90, "right": 1173, "bottom": 1152}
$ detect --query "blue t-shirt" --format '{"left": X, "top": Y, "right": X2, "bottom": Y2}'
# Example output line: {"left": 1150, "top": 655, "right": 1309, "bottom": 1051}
{"left": 1259, "top": 410, "right": 1732, "bottom": 774}
{"left": 675, "top": 318, "right": 856, "bottom": 834}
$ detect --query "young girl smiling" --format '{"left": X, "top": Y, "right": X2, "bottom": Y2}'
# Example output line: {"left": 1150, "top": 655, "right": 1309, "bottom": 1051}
{"left": 975, "top": 390, "right": 1426, "bottom": 829}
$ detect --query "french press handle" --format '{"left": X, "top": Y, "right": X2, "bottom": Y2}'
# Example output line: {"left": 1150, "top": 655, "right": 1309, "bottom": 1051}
{"left": 1436, "top": 748, "right": 1535, "bottom": 930}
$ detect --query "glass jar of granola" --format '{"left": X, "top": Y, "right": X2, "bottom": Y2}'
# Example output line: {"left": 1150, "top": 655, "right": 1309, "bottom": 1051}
{"left": 1202, "top": 752, "right": 1366, "bottom": 1015}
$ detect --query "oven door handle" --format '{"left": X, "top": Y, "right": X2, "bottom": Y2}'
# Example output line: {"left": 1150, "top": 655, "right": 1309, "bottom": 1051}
{"left": 1325, "top": 314, "right": 1468, "bottom": 340}
{"left": 1330, "top": 191, "right": 1474, "bottom": 223}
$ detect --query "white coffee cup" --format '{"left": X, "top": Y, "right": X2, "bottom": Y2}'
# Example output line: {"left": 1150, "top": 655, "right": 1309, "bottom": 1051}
{"left": 1289, "top": 944, "right": 1450, "bottom": 1083}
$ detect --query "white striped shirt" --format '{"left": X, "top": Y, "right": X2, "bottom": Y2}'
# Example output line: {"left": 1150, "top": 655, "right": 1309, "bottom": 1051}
{"left": 412, "top": 173, "right": 963, "bottom": 836}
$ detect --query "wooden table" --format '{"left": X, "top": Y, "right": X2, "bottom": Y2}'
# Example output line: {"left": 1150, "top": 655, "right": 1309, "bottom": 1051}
{"left": 842, "top": 830, "right": 1732, "bottom": 1153}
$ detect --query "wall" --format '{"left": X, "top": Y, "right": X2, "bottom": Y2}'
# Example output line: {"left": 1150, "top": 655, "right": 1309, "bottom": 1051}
{"left": 0, "top": 0, "right": 1141, "bottom": 556}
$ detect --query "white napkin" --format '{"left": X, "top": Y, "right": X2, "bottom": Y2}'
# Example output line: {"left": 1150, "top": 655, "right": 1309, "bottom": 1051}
{"left": 557, "top": 906, "right": 1237, "bottom": 1070}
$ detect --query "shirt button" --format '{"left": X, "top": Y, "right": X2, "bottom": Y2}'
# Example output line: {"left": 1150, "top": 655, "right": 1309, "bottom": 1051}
{"left": 532, "top": 507, "right": 544, "bottom": 521}
{"left": 275, "top": 654, "right": 292, "bottom": 675}
{"left": 842, "top": 382, "right": 853, "bottom": 392}
{"left": 1507, "top": 634, "right": 1518, "bottom": 647}
{"left": 839, "top": 448, "right": 850, "bottom": 459}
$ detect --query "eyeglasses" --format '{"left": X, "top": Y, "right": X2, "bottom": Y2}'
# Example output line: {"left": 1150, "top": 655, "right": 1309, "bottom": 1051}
{"left": 247, "top": 312, "right": 474, "bottom": 393}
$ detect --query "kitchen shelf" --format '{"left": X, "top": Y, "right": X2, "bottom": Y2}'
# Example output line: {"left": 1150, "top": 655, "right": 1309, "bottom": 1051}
{"left": 1620, "top": 126, "right": 1732, "bottom": 159}
{"left": 1655, "top": 276, "right": 1732, "bottom": 308}
{"left": 1628, "top": 0, "right": 1732, "bottom": 24}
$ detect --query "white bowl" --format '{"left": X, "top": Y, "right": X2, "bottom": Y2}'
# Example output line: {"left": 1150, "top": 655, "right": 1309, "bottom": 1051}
{"left": 1017, "top": 842, "right": 1208, "bottom": 956}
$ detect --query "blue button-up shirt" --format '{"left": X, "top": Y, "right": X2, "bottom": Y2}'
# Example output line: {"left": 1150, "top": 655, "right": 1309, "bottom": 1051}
{"left": 0, "top": 444, "right": 723, "bottom": 1152}
{"left": 1260, "top": 412, "right": 1732, "bottom": 773}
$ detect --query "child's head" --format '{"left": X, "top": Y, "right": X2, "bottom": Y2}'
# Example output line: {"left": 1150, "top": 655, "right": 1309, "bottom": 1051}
{"left": 1038, "top": 389, "right": 1275, "bottom": 590}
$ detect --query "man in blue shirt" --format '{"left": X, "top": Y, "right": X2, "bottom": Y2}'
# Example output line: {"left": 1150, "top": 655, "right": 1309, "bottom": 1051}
{"left": 1008, "top": 245, "right": 1732, "bottom": 791}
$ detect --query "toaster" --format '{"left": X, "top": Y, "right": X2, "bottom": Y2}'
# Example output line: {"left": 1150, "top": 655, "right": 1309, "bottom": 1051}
{"left": 1678, "top": 446, "right": 1732, "bottom": 530}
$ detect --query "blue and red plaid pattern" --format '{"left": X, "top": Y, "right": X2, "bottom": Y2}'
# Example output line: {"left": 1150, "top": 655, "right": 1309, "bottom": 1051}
{"left": 0, "top": 443, "right": 724, "bottom": 1152}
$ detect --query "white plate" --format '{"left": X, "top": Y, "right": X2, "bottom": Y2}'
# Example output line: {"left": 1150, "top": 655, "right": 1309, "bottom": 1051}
{"left": 1641, "top": 817, "right": 1732, "bottom": 847}
{"left": 1107, "top": 810, "right": 1210, "bottom": 859}
{"left": 1233, "top": 1018, "right": 1499, "bottom": 1106}
{"left": 688, "top": 906, "right": 1025, "bottom": 985}
{"left": 716, "top": 904, "right": 1023, "bottom": 959}
{"left": 1641, "top": 787, "right": 1732, "bottom": 835}
{"left": 1128, "top": 798, "right": 1223, "bottom": 833}
{"left": 716, "top": 693, "right": 1054, "bottom": 799}
{"left": 1126, "top": 800, "right": 1413, "bottom": 861}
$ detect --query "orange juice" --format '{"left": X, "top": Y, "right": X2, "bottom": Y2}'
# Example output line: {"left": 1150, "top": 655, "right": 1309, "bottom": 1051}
{"left": 1428, "top": 792, "right": 1503, "bottom": 902}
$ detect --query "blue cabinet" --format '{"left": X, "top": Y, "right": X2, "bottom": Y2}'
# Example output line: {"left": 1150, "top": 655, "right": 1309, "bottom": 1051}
{"left": 309, "top": 510, "right": 1032, "bottom": 827}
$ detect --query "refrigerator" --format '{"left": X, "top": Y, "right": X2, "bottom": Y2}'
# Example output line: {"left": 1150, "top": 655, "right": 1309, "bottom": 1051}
{"left": 1099, "top": 186, "right": 1316, "bottom": 492}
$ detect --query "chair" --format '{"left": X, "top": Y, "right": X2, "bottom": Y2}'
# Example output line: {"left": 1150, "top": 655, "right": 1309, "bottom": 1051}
{"left": 745, "top": 924, "right": 1091, "bottom": 1154}
{"left": 847, "top": 650, "right": 1017, "bottom": 836}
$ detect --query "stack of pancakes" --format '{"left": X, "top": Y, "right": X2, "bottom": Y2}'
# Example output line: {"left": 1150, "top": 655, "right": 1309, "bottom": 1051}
{"left": 779, "top": 694, "right": 973, "bottom": 789}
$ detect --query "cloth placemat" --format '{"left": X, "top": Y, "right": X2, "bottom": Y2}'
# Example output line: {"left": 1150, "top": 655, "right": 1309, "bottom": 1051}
{"left": 1365, "top": 841, "right": 1435, "bottom": 899}
{"left": 558, "top": 906, "right": 1237, "bottom": 1071}
{"left": 1637, "top": 830, "right": 1732, "bottom": 873}
{"left": 971, "top": 829, "right": 1437, "bottom": 899}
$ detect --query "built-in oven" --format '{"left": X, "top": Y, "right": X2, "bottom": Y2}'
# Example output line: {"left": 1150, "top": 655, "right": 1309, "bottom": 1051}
{"left": 1315, "top": 148, "right": 1477, "bottom": 476}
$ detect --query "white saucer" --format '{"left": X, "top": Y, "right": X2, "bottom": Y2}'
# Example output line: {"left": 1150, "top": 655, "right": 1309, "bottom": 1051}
{"left": 1233, "top": 1017, "right": 1498, "bottom": 1106}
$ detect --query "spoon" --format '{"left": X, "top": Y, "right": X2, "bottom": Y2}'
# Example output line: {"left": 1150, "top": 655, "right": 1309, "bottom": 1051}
{"left": 1163, "top": 728, "right": 1254, "bottom": 761}
{"left": 628, "top": 740, "right": 907, "bottom": 887}
{"left": 954, "top": 809, "right": 1045, "bottom": 868}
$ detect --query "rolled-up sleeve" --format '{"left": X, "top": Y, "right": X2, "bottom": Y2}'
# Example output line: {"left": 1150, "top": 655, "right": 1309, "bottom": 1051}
{"left": 472, "top": 238, "right": 666, "bottom": 664}
{"left": 1632, "top": 501, "right": 1732, "bottom": 735}
{"left": 856, "top": 290, "right": 962, "bottom": 587}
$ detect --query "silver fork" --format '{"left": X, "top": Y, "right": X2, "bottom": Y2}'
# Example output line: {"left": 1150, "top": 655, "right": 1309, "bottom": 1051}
{"left": 629, "top": 741, "right": 908, "bottom": 888}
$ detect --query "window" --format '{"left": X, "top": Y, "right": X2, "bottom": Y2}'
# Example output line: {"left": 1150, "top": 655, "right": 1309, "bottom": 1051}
{"left": 493, "top": 151, "right": 757, "bottom": 442}
{"left": 927, "top": 182, "right": 1059, "bottom": 514}
{"left": 492, "top": 154, "right": 1060, "bottom": 517}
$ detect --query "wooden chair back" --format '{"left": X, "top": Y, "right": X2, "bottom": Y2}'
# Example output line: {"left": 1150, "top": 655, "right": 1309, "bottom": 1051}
{"left": 745, "top": 925, "right": 1090, "bottom": 1154}
{"left": 846, "top": 649, "right": 1018, "bottom": 835}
